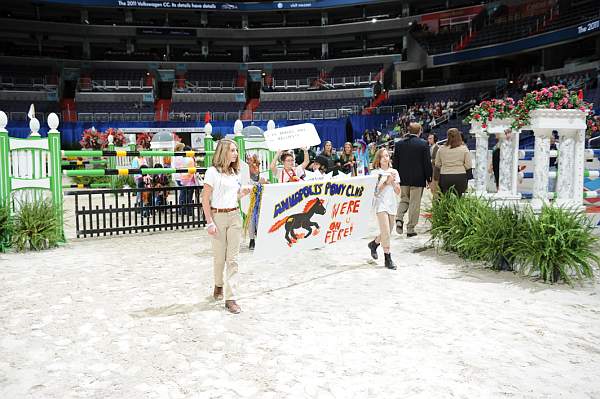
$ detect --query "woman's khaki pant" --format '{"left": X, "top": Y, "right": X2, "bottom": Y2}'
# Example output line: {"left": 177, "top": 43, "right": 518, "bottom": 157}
{"left": 211, "top": 210, "right": 242, "bottom": 300}
{"left": 375, "top": 211, "right": 395, "bottom": 251}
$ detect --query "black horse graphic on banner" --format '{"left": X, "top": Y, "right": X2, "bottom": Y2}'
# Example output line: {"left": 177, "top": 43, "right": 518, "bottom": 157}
{"left": 268, "top": 198, "right": 326, "bottom": 246}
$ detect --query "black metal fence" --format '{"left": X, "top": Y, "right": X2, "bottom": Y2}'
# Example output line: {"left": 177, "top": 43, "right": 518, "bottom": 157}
{"left": 65, "top": 185, "right": 206, "bottom": 238}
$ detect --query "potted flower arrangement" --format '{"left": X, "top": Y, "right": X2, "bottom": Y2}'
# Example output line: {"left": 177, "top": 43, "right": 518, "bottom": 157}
{"left": 79, "top": 127, "right": 103, "bottom": 149}
{"left": 136, "top": 132, "right": 154, "bottom": 149}
{"left": 100, "top": 128, "right": 127, "bottom": 148}
{"left": 513, "top": 86, "right": 592, "bottom": 130}
{"left": 464, "top": 98, "right": 516, "bottom": 131}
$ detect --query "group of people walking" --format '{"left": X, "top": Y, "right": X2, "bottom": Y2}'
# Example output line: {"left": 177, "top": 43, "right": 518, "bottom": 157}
{"left": 368, "top": 123, "right": 473, "bottom": 270}
{"left": 202, "top": 124, "right": 474, "bottom": 313}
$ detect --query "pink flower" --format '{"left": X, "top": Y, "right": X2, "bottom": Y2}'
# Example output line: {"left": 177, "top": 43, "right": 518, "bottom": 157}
{"left": 549, "top": 102, "right": 555, "bottom": 108}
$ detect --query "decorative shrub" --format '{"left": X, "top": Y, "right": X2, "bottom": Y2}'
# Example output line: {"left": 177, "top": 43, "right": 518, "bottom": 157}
{"left": 12, "top": 200, "right": 61, "bottom": 251}
{"left": 115, "top": 175, "right": 136, "bottom": 189}
{"left": 72, "top": 175, "right": 111, "bottom": 186}
{"left": 514, "top": 205, "right": 599, "bottom": 284}
{"left": 429, "top": 192, "right": 599, "bottom": 284}
{"left": 0, "top": 203, "right": 12, "bottom": 252}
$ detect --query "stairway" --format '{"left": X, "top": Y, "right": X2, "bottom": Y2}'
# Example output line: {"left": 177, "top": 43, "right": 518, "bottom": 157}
{"left": 242, "top": 98, "right": 260, "bottom": 120}
{"left": 155, "top": 99, "right": 171, "bottom": 121}
{"left": 61, "top": 99, "right": 77, "bottom": 122}
{"left": 362, "top": 92, "right": 389, "bottom": 115}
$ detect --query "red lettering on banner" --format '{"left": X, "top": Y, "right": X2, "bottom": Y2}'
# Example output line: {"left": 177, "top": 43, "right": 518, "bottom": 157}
{"left": 326, "top": 200, "right": 360, "bottom": 244}
{"left": 331, "top": 200, "right": 361, "bottom": 218}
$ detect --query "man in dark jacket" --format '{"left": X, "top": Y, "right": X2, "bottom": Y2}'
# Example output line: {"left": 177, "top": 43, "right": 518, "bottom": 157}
{"left": 392, "top": 123, "right": 433, "bottom": 237}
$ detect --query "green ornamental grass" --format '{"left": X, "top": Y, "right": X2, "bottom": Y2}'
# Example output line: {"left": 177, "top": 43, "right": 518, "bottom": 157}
{"left": 12, "top": 200, "right": 61, "bottom": 251}
{"left": 0, "top": 203, "right": 12, "bottom": 252}
{"left": 513, "top": 205, "right": 599, "bottom": 284}
{"left": 429, "top": 192, "right": 599, "bottom": 284}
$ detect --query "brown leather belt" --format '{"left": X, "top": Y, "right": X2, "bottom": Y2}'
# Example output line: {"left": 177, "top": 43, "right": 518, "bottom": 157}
{"left": 211, "top": 207, "right": 239, "bottom": 213}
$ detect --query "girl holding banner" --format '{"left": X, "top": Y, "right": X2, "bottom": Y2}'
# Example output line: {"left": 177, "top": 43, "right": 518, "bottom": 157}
{"left": 368, "top": 148, "right": 401, "bottom": 270}
{"left": 270, "top": 148, "right": 310, "bottom": 183}
{"left": 202, "top": 139, "right": 252, "bottom": 314}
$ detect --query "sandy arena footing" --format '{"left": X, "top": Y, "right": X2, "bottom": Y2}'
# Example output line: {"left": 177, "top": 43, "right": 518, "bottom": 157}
{"left": 2, "top": 196, "right": 600, "bottom": 398}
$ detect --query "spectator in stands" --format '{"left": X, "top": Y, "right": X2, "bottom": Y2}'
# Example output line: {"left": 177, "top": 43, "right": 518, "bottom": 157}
{"left": 293, "top": 146, "right": 316, "bottom": 166}
{"left": 429, "top": 134, "right": 441, "bottom": 197}
{"left": 306, "top": 155, "right": 330, "bottom": 179}
{"left": 152, "top": 163, "right": 169, "bottom": 209}
{"left": 179, "top": 145, "right": 197, "bottom": 216}
{"left": 141, "top": 166, "right": 154, "bottom": 217}
{"left": 393, "top": 122, "right": 432, "bottom": 237}
{"left": 173, "top": 142, "right": 185, "bottom": 187}
{"left": 363, "top": 130, "right": 372, "bottom": 144}
{"left": 368, "top": 148, "right": 401, "bottom": 270}
{"left": 131, "top": 154, "right": 148, "bottom": 210}
{"left": 379, "top": 130, "right": 390, "bottom": 145}
{"left": 490, "top": 132, "right": 503, "bottom": 192}
{"left": 339, "top": 142, "right": 357, "bottom": 176}
{"left": 435, "top": 128, "right": 473, "bottom": 197}
{"left": 246, "top": 153, "right": 267, "bottom": 250}
{"left": 319, "top": 141, "right": 339, "bottom": 170}
{"left": 270, "top": 148, "right": 310, "bottom": 183}
{"left": 549, "top": 131, "right": 559, "bottom": 193}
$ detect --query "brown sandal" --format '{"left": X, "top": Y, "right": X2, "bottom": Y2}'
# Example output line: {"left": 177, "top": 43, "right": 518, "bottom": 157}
{"left": 213, "top": 286, "right": 223, "bottom": 301}
{"left": 225, "top": 300, "right": 241, "bottom": 314}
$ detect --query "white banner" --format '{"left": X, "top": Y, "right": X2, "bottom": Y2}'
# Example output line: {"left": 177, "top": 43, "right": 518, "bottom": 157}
{"left": 263, "top": 123, "right": 321, "bottom": 151}
{"left": 253, "top": 175, "right": 377, "bottom": 258}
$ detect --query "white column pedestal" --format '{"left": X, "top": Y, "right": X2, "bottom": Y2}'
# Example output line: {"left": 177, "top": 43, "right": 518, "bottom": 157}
{"left": 555, "top": 129, "right": 586, "bottom": 210}
{"left": 529, "top": 109, "right": 588, "bottom": 211}
{"left": 471, "top": 123, "right": 488, "bottom": 197}
{"left": 494, "top": 130, "right": 521, "bottom": 201}
{"left": 531, "top": 128, "right": 552, "bottom": 210}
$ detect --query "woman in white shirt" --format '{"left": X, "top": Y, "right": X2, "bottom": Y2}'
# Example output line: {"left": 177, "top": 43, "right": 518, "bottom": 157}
{"left": 269, "top": 148, "right": 310, "bottom": 183}
{"left": 368, "top": 148, "right": 401, "bottom": 270}
{"left": 202, "top": 139, "right": 251, "bottom": 314}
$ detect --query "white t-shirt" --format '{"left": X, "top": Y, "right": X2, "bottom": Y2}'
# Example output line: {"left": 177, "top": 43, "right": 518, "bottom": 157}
{"left": 278, "top": 166, "right": 305, "bottom": 183}
{"left": 372, "top": 168, "right": 399, "bottom": 214}
{"left": 204, "top": 166, "right": 241, "bottom": 209}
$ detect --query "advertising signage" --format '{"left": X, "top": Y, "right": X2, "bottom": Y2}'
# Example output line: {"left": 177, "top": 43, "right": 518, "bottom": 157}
{"left": 36, "top": 0, "right": 393, "bottom": 11}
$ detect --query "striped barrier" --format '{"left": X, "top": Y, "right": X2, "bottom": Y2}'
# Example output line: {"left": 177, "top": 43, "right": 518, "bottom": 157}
{"left": 520, "top": 170, "right": 600, "bottom": 179}
{"left": 518, "top": 149, "right": 600, "bottom": 161}
{"left": 521, "top": 191, "right": 600, "bottom": 200}
{"left": 61, "top": 159, "right": 108, "bottom": 166}
{"left": 64, "top": 167, "right": 207, "bottom": 177}
{"left": 62, "top": 150, "right": 206, "bottom": 158}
